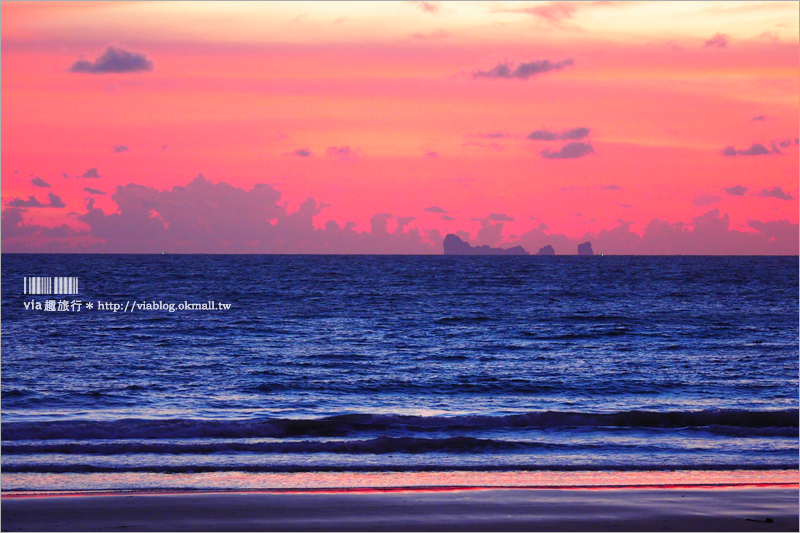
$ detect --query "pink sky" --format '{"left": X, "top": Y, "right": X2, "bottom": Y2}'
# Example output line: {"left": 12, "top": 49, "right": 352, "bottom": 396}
{"left": 2, "top": 1, "right": 798, "bottom": 254}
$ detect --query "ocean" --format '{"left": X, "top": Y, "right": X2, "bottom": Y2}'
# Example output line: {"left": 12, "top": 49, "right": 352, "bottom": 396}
{"left": 2, "top": 254, "right": 798, "bottom": 492}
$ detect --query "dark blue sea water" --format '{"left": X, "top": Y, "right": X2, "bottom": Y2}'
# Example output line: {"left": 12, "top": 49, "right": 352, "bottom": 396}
{"left": 2, "top": 254, "right": 798, "bottom": 491}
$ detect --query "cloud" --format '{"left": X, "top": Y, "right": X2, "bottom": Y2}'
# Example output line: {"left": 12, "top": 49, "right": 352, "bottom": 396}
{"left": 82, "top": 168, "right": 101, "bottom": 178}
{"left": 753, "top": 187, "right": 794, "bottom": 201}
{"left": 560, "top": 127, "right": 591, "bottom": 140}
{"left": 519, "top": 1, "right": 577, "bottom": 23}
{"left": 746, "top": 219, "right": 799, "bottom": 250}
{"left": 528, "top": 127, "right": 590, "bottom": 141}
{"left": 326, "top": 146, "right": 358, "bottom": 159}
{"left": 692, "top": 194, "right": 722, "bottom": 206}
{"left": 512, "top": 222, "right": 574, "bottom": 255}
{"left": 441, "top": 215, "right": 455, "bottom": 221}
{"left": 113, "top": 145, "right": 129, "bottom": 153}
{"left": 778, "top": 139, "right": 792, "bottom": 148}
{"left": 601, "top": 184, "right": 621, "bottom": 190}
{"left": 31, "top": 177, "right": 51, "bottom": 188}
{"left": 623, "top": 210, "right": 797, "bottom": 255}
{"left": 1, "top": 174, "right": 441, "bottom": 253}
{"left": 541, "top": 142, "right": 594, "bottom": 159}
{"left": 370, "top": 213, "right": 393, "bottom": 234}
{"left": 409, "top": 1, "right": 440, "bottom": 13}
{"left": 396, "top": 216, "right": 415, "bottom": 230}
{"left": 46, "top": 192, "right": 66, "bottom": 208}
{"left": 1, "top": 209, "right": 82, "bottom": 242}
{"left": 620, "top": 203, "right": 634, "bottom": 208}
{"left": 466, "top": 213, "right": 516, "bottom": 246}
{"left": 6, "top": 196, "right": 45, "bottom": 208}
{"left": 723, "top": 185, "right": 748, "bottom": 196}
{"left": 505, "top": 1, "right": 625, "bottom": 24}
{"left": 751, "top": 115, "right": 766, "bottom": 121}
{"left": 424, "top": 150, "right": 439, "bottom": 158}
{"left": 463, "top": 214, "right": 516, "bottom": 247}
{"left": 473, "top": 58, "right": 574, "bottom": 80}
{"left": 84, "top": 187, "right": 106, "bottom": 195}
{"left": 424, "top": 206, "right": 447, "bottom": 213}
{"left": 487, "top": 213, "right": 514, "bottom": 222}
{"left": 704, "top": 33, "right": 730, "bottom": 48}
{"left": 4, "top": 177, "right": 797, "bottom": 255}
{"left": 2, "top": 208, "right": 38, "bottom": 238}
{"left": 286, "top": 148, "right": 312, "bottom": 157}
{"left": 70, "top": 46, "right": 154, "bottom": 74}
{"left": 507, "top": 210, "right": 798, "bottom": 256}
{"left": 476, "top": 220, "right": 504, "bottom": 247}
{"left": 475, "top": 132, "right": 506, "bottom": 139}
{"left": 6, "top": 191, "right": 65, "bottom": 209}
{"left": 721, "top": 144, "right": 771, "bottom": 156}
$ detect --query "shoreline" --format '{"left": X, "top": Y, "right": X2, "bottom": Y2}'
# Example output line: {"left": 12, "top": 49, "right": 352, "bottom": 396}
{"left": 3, "top": 481, "right": 799, "bottom": 498}
{"left": 2, "top": 486, "right": 798, "bottom": 532}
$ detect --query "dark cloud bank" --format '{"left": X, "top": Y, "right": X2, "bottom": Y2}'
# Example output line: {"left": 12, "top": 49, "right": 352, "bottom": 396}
{"left": 2, "top": 176, "right": 796, "bottom": 255}
{"left": 473, "top": 59, "right": 573, "bottom": 80}
{"left": 83, "top": 168, "right": 101, "bottom": 178}
{"left": 6, "top": 192, "right": 65, "bottom": 209}
{"left": 500, "top": 213, "right": 797, "bottom": 256}
{"left": 755, "top": 187, "right": 794, "bottom": 201}
{"left": 724, "top": 185, "right": 748, "bottom": 196}
{"left": 3, "top": 176, "right": 437, "bottom": 254}
{"left": 70, "top": 46, "right": 153, "bottom": 74}
{"left": 722, "top": 144, "right": 771, "bottom": 157}
{"left": 528, "top": 127, "right": 590, "bottom": 141}
{"left": 721, "top": 139, "right": 796, "bottom": 157}
{"left": 541, "top": 142, "right": 594, "bottom": 159}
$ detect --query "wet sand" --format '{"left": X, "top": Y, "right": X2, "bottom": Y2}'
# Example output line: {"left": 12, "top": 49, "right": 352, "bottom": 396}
{"left": 2, "top": 486, "right": 798, "bottom": 531}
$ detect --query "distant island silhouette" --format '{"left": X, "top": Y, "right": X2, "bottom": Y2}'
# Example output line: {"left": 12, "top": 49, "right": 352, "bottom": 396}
{"left": 443, "top": 234, "right": 529, "bottom": 255}
{"left": 537, "top": 245, "right": 555, "bottom": 256}
{"left": 442, "top": 235, "right": 597, "bottom": 256}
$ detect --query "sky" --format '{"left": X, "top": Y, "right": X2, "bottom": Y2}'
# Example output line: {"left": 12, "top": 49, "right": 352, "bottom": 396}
{"left": 2, "top": 0, "right": 798, "bottom": 254}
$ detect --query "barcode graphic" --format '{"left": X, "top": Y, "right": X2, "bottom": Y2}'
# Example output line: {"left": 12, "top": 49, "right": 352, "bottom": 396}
{"left": 24, "top": 277, "right": 79, "bottom": 295}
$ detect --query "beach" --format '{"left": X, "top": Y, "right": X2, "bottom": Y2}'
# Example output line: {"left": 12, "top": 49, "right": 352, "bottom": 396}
{"left": 2, "top": 486, "right": 798, "bottom": 532}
